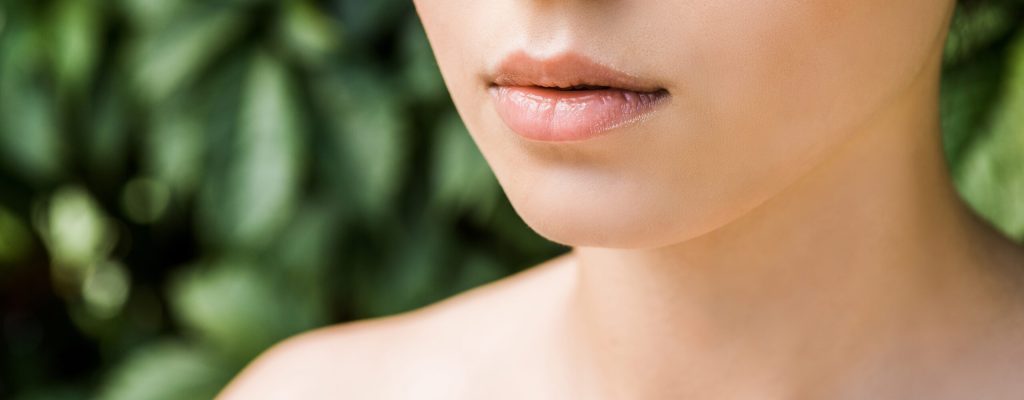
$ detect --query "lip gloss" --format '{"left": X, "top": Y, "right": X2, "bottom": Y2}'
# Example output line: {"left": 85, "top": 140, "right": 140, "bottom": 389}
{"left": 486, "top": 51, "right": 670, "bottom": 142}
{"left": 489, "top": 85, "right": 669, "bottom": 142}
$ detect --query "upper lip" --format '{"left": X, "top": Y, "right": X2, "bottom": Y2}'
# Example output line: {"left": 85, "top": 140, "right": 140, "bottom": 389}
{"left": 487, "top": 50, "right": 667, "bottom": 93}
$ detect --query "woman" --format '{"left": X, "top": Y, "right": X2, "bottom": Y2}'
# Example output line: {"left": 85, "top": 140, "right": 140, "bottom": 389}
{"left": 220, "top": 0, "right": 1024, "bottom": 398}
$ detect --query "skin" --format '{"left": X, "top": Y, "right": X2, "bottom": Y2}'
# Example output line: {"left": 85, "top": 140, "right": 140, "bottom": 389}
{"left": 219, "top": 0, "right": 1024, "bottom": 398}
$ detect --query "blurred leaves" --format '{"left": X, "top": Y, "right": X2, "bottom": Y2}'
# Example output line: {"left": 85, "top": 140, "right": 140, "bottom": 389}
{"left": 169, "top": 259, "right": 325, "bottom": 362}
{"left": 954, "top": 27, "right": 1024, "bottom": 240}
{"left": 49, "top": 0, "right": 103, "bottom": 95}
{"left": 0, "top": 12, "right": 64, "bottom": 183}
{"left": 142, "top": 102, "right": 204, "bottom": 199}
{"left": 399, "top": 17, "right": 447, "bottom": 101}
{"left": 0, "top": 206, "right": 31, "bottom": 265}
{"left": 430, "top": 111, "right": 500, "bottom": 221}
{"left": 939, "top": 2, "right": 1024, "bottom": 241}
{"left": 36, "top": 187, "right": 117, "bottom": 280}
{"left": 944, "top": 1, "right": 1018, "bottom": 65}
{"left": 940, "top": 46, "right": 1003, "bottom": 164}
{"left": 96, "top": 341, "right": 234, "bottom": 400}
{"left": 128, "top": 3, "right": 248, "bottom": 103}
{"left": 315, "top": 65, "right": 408, "bottom": 219}
{"left": 198, "top": 51, "right": 305, "bottom": 250}
{"left": 354, "top": 215, "right": 451, "bottom": 317}
{"left": 0, "top": 1, "right": 563, "bottom": 398}
{"left": 121, "top": 177, "right": 172, "bottom": 224}
{"left": 278, "top": 0, "right": 342, "bottom": 67}
{"left": 81, "top": 260, "right": 131, "bottom": 319}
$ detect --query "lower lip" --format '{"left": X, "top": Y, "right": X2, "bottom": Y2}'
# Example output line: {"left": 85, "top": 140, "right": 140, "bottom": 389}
{"left": 488, "top": 85, "right": 669, "bottom": 142}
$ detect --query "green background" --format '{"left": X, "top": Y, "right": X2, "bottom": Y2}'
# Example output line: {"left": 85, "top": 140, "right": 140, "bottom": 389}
{"left": 0, "top": 1, "right": 1022, "bottom": 399}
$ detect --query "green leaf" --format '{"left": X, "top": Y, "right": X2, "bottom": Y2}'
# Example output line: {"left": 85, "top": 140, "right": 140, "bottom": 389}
{"left": 96, "top": 341, "right": 234, "bottom": 400}
{"left": 85, "top": 82, "right": 131, "bottom": 180}
{"left": 940, "top": 49, "right": 1004, "bottom": 165}
{"left": 0, "top": 15, "right": 64, "bottom": 182}
{"left": 116, "top": 0, "right": 189, "bottom": 29}
{"left": 272, "top": 201, "right": 338, "bottom": 286}
{"left": 276, "top": 0, "right": 342, "bottom": 67}
{"left": 49, "top": 0, "right": 103, "bottom": 94}
{"left": 336, "top": 0, "right": 408, "bottom": 40}
{"left": 316, "top": 66, "right": 407, "bottom": 219}
{"left": 0, "top": 84, "right": 64, "bottom": 182}
{"left": 0, "top": 205, "right": 32, "bottom": 266}
{"left": 38, "top": 186, "right": 117, "bottom": 271}
{"left": 399, "top": 16, "right": 446, "bottom": 101}
{"left": 430, "top": 111, "right": 500, "bottom": 221}
{"left": 81, "top": 260, "right": 132, "bottom": 319}
{"left": 354, "top": 216, "right": 450, "bottom": 317}
{"left": 944, "top": 2, "right": 1017, "bottom": 66}
{"left": 452, "top": 251, "right": 507, "bottom": 294}
{"left": 120, "top": 177, "right": 172, "bottom": 224}
{"left": 198, "top": 51, "right": 306, "bottom": 249}
{"left": 955, "top": 29, "right": 1024, "bottom": 241}
{"left": 128, "top": 3, "right": 248, "bottom": 103}
{"left": 169, "top": 259, "right": 324, "bottom": 362}
{"left": 143, "top": 102, "right": 205, "bottom": 199}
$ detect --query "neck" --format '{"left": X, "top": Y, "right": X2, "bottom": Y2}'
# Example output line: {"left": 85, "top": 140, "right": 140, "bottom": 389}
{"left": 564, "top": 47, "right": 1023, "bottom": 399}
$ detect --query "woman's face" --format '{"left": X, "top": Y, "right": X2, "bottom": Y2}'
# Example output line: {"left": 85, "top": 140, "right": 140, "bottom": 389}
{"left": 413, "top": 0, "right": 955, "bottom": 249}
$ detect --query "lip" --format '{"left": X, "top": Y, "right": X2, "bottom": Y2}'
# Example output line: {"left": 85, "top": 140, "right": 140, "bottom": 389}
{"left": 486, "top": 51, "right": 670, "bottom": 142}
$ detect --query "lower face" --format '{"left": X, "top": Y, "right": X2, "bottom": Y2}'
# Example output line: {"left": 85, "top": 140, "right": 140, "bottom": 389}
{"left": 412, "top": 0, "right": 954, "bottom": 249}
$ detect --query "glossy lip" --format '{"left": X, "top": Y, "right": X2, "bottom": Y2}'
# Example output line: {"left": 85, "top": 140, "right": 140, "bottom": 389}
{"left": 486, "top": 51, "right": 670, "bottom": 142}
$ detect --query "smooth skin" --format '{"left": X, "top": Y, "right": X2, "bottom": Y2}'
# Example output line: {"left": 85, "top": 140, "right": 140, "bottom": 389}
{"left": 220, "top": 0, "right": 1024, "bottom": 398}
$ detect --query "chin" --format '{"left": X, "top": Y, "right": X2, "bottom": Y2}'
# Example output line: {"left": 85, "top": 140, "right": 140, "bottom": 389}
{"left": 501, "top": 183, "right": 724, "bottom": 250}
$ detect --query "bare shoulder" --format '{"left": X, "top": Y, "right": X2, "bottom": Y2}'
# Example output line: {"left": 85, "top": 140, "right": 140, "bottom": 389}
{"left": 216, "top": 251, "right": 577, "bottom": 400}
{"left": 215, "top": 313, "right": 408, "bottom": 399}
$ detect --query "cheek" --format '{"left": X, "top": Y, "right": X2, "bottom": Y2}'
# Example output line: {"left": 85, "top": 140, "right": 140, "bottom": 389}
{"left": 640, "top": 0, "right": 949, "bottom": 207}
{"left": 674, "top": 0, "right": 946, "bottom": 156}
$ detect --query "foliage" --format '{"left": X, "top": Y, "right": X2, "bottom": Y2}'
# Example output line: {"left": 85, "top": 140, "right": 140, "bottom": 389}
{"left": 944, "top": 1, "right": 1024, "bottom": 238}
{"left": 0, "top": 1, "right": 1021, "bottom": 399}
{"left": 0, "top": 1, "right": 562, "bottom": 398}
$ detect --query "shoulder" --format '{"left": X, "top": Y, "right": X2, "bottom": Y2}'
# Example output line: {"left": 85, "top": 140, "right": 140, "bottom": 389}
{"left": 216, "top": 251, "right": 577, "bottom": 400}
{"left": 215, "top": 316, "right": 408, "bottom": 399}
